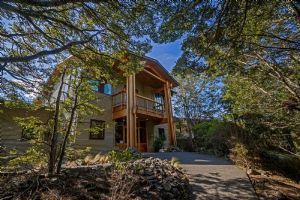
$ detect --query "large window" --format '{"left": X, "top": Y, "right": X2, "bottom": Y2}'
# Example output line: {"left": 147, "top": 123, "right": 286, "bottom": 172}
{"left": 154, "top": 93, "right": 164, "bottom": 112}
{"left": 89, "top": 119, "right": 105, "bottom": 140}
{"left": 115, "top": 120, "right": 127, "bottom": 144}
{"left": 89, "top": 80, "right": 112, "bottom": 95}
{"left": 100, "top": 83, "right": 112, "bottom": 95}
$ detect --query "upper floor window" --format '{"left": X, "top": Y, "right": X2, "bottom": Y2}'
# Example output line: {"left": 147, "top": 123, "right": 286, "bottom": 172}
{"left": 89, "top": 80, "right": 112, "bottom": 95}
{"left": 100, "top": 83, "right": 112, "bottom": 95}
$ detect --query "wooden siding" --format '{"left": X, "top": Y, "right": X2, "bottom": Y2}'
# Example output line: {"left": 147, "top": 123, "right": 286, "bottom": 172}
{"left": 0, "top": 106, "right": 52, "bottom": 152}
{"left": 73, "top": 93, "right": 115, "bottom": 153}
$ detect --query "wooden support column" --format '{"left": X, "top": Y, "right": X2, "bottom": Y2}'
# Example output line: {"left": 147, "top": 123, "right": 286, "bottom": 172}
{"left": 126, "top": 74, "right": 137, "bottom": 148}
{"left": 164, "top": 82, "right": 176, "bottom": 146}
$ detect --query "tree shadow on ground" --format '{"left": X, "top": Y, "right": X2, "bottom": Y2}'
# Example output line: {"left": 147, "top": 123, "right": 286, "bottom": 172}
{"left": 189, "top": 173, "right": 257, "bottom": 200}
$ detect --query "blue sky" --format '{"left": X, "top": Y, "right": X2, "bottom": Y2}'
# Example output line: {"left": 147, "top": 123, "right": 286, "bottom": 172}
{"left": 146, "top": 39, "right": 183, "bottom": 72}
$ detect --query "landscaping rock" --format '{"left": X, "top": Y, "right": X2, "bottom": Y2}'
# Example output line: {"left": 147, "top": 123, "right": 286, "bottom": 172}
{"left": 111, "top": 157, "right": 191, "bottom": 200}
{"left": 0, "top": 157, "right": 191, "bottom": 200}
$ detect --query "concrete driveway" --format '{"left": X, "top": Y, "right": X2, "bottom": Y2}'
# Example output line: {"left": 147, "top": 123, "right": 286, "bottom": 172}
{"left": 144, "top": 152, "right": 257, "bottom": 200}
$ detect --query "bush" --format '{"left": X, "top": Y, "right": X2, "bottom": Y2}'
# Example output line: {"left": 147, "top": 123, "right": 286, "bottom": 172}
{"left": 230, "top": 143, "right": 249, "bottom": 168}
{"left": 259, "top": 150, "right": 300, "bottom": 181}
{"left": 65, "top": 146, "right": 91, "bottom": 161}
{"left": 7, "top": 147, "right": 47, "bottom": 171}
{"left": 153, "top": 135, "right": 166, "bottom": 152}
{"left": 193, "top": 119, "right": 230, "bottom": 156}
{"left": 108, "top": 149, "right": 142, "bottom": 163}
{"left": 108, "top": 149, "right": 142, "bottom": 171}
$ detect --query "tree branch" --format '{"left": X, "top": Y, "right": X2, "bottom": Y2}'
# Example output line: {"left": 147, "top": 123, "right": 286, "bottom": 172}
{"left": 0, "top": 31, "right": 102, "bottom": 63}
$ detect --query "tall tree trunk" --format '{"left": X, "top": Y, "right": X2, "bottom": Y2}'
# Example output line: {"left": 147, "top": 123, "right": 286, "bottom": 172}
{"left": 48, "top": 68, "right": 66, "bottom": 174}
{"left": 56, "top": 91, "right": 78, "bottom": 174}
{"left": 187, "top": 119, "right": 194, "bottom": 151}
{"left": 183, "top": 104, "right": 194, "bottom": 151}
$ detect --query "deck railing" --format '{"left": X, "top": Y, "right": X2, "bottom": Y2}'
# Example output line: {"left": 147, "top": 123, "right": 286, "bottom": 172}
{"left": 112, "top": 91, "right": 127, "bottom": 112}
{"left": 112, "top": 91, "right": 164, "bottom": 115}
{"left": 136, "top": 94, "right": 164, "bottom": 114}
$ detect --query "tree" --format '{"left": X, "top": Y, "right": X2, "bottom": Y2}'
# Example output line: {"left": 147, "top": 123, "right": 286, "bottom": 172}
{"left": 154, "top": 0, "right": 300, "bottom": 154}
{"left": 0, "top": 0, "right": 156, "bottom": 174}
{"left": 45, "top": 51, "right": 144, "bottom": 174}
{"left": 0, "top": 0, "right": 155, "bottom": 99}
{"left": 172, "top": 72, "right": 223, "bottom": 149}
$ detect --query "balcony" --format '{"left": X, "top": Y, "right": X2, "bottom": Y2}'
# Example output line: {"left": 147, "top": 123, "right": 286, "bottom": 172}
{"left": 112, "top": 91, "right": 165, "bottom": 120}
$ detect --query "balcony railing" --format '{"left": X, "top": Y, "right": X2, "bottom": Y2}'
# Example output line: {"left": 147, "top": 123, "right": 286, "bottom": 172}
{"left": 112, "top": 91, "right": 165, "bottom": 117}
{"left": 112, "top": 91, "right": 127, "bottom": 112}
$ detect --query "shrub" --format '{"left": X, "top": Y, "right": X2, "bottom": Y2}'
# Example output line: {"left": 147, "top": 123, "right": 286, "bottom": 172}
{"left": 7, "top": 147, "right": 47, "bottom": 171}
{"left": 230, "top": 143, "right": 249, "bottom": 168}
{"left": 108, "top": 149, "right": 142, "bottom": 163}
{"left": 108, "top": 149, "right": 142, "bottom": 171}
{"left": 193, "top": 119, "right": 230, "bottom": 156}
{"left": 259, "top": 150, "right": 300, "bottom": 181}
{"left": 153, "top": 134, "right": 166, "bottom": 152}
{"left": 65, "top": 146, "right": 91, "bottom": 161}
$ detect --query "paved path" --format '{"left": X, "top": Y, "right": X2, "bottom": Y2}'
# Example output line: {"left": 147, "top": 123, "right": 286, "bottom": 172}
{"left": 144, "top": 152, "right": 257, "bottom": 200}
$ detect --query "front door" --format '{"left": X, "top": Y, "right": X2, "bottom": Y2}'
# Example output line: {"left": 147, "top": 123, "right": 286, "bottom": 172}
{"left": 136, "top": 120, "right": 147, "bottom": 152}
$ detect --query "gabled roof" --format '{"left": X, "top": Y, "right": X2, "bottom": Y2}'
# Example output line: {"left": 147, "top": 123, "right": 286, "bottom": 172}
{"left": 46, "top": 54, "right": 179, "bottom": 89}
{"left": 142, "top": 56, "right": 179, "bottom": 87}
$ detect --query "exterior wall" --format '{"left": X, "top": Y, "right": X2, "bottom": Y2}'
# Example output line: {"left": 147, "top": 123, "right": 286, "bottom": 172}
{"left": 0, "top": 106, "right": 52, "bottom": 152}
{"left": 73, "top": 93, "right": 115, "bottom": 153}
{"left": 153, "top": 123, "right": 169, "bottom": 146}
{"left": 135, "top": 79, "right": 155, "bottom": 99}
{"left": 146, "top": 121, "right": 155, "bottom": 152}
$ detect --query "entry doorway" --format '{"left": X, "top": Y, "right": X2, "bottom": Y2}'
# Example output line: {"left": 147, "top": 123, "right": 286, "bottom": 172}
{"left": 115, "top": 118, "right": 148, "bottom": 152}
{"left": 136, "top": 120, "right": 147, "bottom": 152}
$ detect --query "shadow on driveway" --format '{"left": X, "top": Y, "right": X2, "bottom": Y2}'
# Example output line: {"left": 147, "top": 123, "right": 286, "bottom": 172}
{"left": 144, "top": 152, "right": 257, "bottom": 200}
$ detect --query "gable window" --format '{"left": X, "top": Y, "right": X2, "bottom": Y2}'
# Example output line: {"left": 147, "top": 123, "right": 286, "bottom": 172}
{"left": 89, "top": 80, "right": 112, "bottom": 95}
{"left": 99, "top": 83, "right": 112, "bottom": 95}
{"left": 89, "top": 119, "right": 105, "bottom": 140}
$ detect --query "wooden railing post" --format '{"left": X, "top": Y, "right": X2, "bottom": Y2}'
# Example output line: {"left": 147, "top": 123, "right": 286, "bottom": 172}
{"left": 164, "top": 82, "right": 175, "bottom": 146}
{"left": 126, "top": 74, "right": 136, "bottom": 148}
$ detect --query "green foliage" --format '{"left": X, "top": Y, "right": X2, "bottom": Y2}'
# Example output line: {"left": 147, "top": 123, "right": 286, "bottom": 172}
{"left": 193, "top": 119, "right": 230, "bottom": 156}
{"left": 153, "top": 134, "right": 166, "bottom": 152}
{"left": 14, "top": 117, "right": 45, "bottom": 140}
{"left": 0, "top": 114, "right": 50, "bottom": 171}
{"left": 108, "top": 149, "right": 142, "bottom": 163}
{"left": 154, "top": 0, "right": 300, "bottom": 156}
{"left": 230, "top": 143, "right": 249, "bottom": 167}
{"left": 108, "top": 149, "right": 142, "bottom": 171}
{"left": 7, "top": 147, "right": 47, "bottom": 170}
{"left": 259, "top": 150, "right": 300, "bottom": 181}
{"left": 172, "top": 73, "right": 223, "bottom": 123}
{"left": 65, "top": 147, "right": 91, "bottom": 162}
{"left": 1, "top": 1, "right": 155, "bottom": 100}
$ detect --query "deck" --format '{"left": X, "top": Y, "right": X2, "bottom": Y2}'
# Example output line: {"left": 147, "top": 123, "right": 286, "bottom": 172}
{"left": 112, "top": 91, "right": 166, "bottom": 120}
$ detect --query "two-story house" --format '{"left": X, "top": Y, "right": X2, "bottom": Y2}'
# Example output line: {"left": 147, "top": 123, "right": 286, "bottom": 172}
{"left": 1, "top": 55, "right": 178, "bottom": 153}
{"left": 72, "top": 56, "right": 178, "bottom": 152}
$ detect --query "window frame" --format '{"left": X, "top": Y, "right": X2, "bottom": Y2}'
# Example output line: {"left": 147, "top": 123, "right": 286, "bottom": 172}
{"left": 89, "top": 119, "right": 105, "bottom": 140}
{"left": 98, "top": 83, "right": 112, "bottom": 95}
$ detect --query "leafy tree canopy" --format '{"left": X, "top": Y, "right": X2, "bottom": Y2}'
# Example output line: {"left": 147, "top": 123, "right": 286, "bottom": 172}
{"left": 0, "top": 0, "right": 156, "bottom": 100}
{"left": 154, "top": 0, "right": 299, "bottom": 132}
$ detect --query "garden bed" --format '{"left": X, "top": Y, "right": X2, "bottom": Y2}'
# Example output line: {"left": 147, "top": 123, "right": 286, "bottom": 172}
{"left": 0, "top": 156, "right": 191, "bottom": 200}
